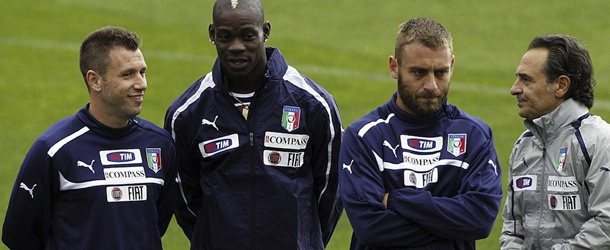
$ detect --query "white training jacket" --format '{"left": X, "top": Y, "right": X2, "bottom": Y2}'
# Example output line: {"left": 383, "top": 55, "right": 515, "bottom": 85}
{"left": 500, "top": 98, "right": 610, "bottom": 250}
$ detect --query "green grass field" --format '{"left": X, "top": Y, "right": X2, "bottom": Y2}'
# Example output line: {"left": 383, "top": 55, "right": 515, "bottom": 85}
{"left": 2, "top": 0, "right": 610, "bottom": 249}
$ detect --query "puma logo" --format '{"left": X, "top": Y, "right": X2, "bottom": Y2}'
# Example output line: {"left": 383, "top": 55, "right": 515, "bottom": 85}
{"left": 343, "top": 160, "right": 354, "bottom": 174}
{"left": 383, "top": 140, "right": 399, "bottom": 158}
{"left": 19, "top": 182, "right": 36, "bottom": 199}
{"left": 202, "top": 115, "right": 219, "bottom": 131}
{"left": 77, "top": 160, "right": 95, "bottom": 173}
{"left": 488, "top": 159, "right": 498, "bottom": 176}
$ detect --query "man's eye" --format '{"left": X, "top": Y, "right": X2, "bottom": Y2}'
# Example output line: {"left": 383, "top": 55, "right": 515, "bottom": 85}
{"left": 435, "top": 70, "right": 448, "bottom": 77}
{"left": 413, "top": 70, "right": 426, "bottom": 76}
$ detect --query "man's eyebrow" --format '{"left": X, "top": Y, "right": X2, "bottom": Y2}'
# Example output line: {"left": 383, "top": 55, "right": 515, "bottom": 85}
{"left": 407, "top": 66, "right": 427, "bottom": 71}
{"left": 406, "top": 66, "right": 450, "bottom": 71}
{"left": 516, "top": 72, "right": 529, "bottom": 78}
{"left": 216, "top": 25, "right": 258, "bottom": 31}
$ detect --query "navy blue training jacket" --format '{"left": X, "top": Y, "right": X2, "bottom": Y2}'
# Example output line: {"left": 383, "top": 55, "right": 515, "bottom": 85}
{"left": 3, "top": 105, "right": 178, "bottom": 250}
{"left": 165, "top": 47, "right": 343, "bottom": 250}
{"left": 339, "top": 94, "right": 503, "bottom": 250}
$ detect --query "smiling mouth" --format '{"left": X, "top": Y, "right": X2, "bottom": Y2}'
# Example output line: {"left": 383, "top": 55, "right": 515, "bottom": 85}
{"left": 129, "top": 95, "right": 144, "bottom": 101}
{"left": 228, "top": 58, "right": 249, "bottom": 67}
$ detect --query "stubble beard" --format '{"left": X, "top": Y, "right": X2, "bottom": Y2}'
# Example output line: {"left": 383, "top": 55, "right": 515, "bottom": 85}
{"left": 397, "top": 75, "right": 448, "bottom": 116}
{"left": 101, "top": 79, "right": 141, "bottom": 120}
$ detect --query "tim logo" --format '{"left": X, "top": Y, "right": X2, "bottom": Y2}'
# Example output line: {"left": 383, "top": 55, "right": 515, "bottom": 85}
{"left": 107, "top": 152, "right": 136, "bottom": 162}
{"left": 400, "top": 135, "right": 443, "bottom": 153}
{"left": 99, "top": 149, "right": 142, "bottom": 165}
{"left": 514, "top": 175, "right": 537, "bottom": 191}
{"left": 199, "top": 134, "right": 239, "bottom": 158}
{"left": 409, "top": 139, "right": 435, "bottom": 149}
{"left": 516, "top": 177, "right": 532, "bottom": 188}
{"left": 204, "top": 140, "right": 232, "bottom": 153}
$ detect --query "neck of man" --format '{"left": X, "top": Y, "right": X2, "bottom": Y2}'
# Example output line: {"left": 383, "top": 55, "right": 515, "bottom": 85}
{"left": 227, "top": 66, "right": 267, "bottom": 93}
{"left": 88, "top": 102, "right": 130, "bottom": 128}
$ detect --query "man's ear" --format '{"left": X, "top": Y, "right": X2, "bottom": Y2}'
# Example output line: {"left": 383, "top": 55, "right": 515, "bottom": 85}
{"left": 389, "top": 56, "right": 399, "bottom": 79}
{"left": 450, "top": 55, "right": 455, "bottom": 77}
{"left": 87, "top": 70, "right": 102, "bottom": 92}
{"left": 555, "top": 75, "right": 571, "bottom": 99}
{"left": 208, "top": 23, "right": 215, "bottom": 44}
{"left": 263, "top": 21, "right": 271, "bottom": 41}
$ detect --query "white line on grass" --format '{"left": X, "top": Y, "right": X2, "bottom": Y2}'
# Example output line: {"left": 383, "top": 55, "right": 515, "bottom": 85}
{"left": 2, "top": 36, "right": 610, "bottom": 110}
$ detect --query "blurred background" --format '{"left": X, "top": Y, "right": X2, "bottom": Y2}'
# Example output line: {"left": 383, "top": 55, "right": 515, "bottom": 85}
{"left": 1, "top": 0, "right": 609, "bottom": 249}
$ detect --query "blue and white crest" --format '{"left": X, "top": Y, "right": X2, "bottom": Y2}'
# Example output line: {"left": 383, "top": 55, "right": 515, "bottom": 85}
{"left": 146, "top": 148, "right": 162, "bottom": 173}
{"left": 447, "top": 134, "right": 467, "bottom": 157}
{"left": 556, "top": 147, "right": 568, "bottom": 171}
{"left": 281, "top": 106, "right": 301, "bottom": 132}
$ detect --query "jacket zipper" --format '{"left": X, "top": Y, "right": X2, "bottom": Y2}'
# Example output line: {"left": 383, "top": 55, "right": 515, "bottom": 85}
{"left": 247, "top": 94, "right": 257, "bottom": 250}
{"left": 536, "top": 145, "right": 546, "bottom": 249}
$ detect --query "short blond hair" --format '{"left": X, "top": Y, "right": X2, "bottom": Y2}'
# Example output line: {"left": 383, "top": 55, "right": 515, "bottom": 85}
{"left": 394, "top": 18, "right": 453, "bottom": 63}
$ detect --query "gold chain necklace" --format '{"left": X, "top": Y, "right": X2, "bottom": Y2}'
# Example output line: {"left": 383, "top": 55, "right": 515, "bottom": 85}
{"left": 229, "top": 92, "right": 250, "bottom": 120}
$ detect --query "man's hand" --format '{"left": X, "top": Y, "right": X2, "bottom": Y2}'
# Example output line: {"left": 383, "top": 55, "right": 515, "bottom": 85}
{"left": 383, "top": 193, "right": 389, "bottom": 209}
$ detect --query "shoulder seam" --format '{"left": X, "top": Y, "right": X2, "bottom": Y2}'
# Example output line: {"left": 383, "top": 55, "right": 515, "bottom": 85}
{"left": 358, "top": 113, "right": 395, "bottom": 138}
{"left": 169, "top": 73, "right": 214, "bottom": 140}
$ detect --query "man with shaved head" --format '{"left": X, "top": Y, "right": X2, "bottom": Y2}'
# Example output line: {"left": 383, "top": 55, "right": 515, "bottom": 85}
{"left": 165, "top": 0, "right": 343, "bottom": 249}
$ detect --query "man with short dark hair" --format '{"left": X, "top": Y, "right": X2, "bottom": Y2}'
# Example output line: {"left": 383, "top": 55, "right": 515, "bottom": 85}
{"left": 339, "top": 17, "right": 503, "bottom": 250}
{"left": 2, "top": 26, "right": 178, "bottom": 250}
{"left": 500, "top": 34, "right": 610, "bottom": 250}
{"left": 165, "top": 0, "right": 343, "bottom": 249}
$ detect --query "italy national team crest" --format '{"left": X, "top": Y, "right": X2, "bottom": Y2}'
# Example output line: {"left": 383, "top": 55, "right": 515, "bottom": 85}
{"left": 146, "top": 148, "right": 162, "bottom": 173}
{"left": 447, "top": 134, "right": 467, "bottom": 157}
{"left": 281, "top": 106, "right": 301, "bottom": 132}
{"left": 556, "top": 148, "right": 568, "bottom": 171}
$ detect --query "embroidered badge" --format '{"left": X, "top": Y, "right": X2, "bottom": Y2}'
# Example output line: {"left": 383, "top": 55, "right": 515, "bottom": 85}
{"left": 447, "top": 134, "right": 467, "bottom": 157}
{"left": 556, "top": 148, "right": 568, "bottom": 171}
{"left": 199, "top": 134, "right": 240, "bottom": 158}
{"left": 100, "top": 149, "right": 142, "bottom": 165}
{"left": 549, "top": 194, "right": 581, "bottom": 210}
{"left": 106, "top": 185, "right": 147, "bottom": 202}
{"left": 146, "top": 148, "right": 162, "bottom": 173}
{"left": 401, "top": 135, "right": 443, "bottom": 152}
{"left": 514, "top": 175, "right": 537, "bottom": 191}
{"left": 281, "top": 106, "right": 301, "bottom": 132}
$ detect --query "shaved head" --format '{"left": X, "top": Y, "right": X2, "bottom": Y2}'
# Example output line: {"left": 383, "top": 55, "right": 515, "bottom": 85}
{"left": 209, "top": 0, "right": 270, "bottom": 92}
{"left": 213, "top": 0, "right": 264, "bottom": 24}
